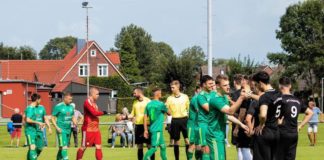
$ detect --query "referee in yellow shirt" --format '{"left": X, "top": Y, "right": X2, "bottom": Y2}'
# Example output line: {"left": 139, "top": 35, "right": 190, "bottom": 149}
{"left": 128, "top": 87, "right": 154, "bottom": 160}
{"left": 166, "top": 80, "right": 190, "bottom": 160}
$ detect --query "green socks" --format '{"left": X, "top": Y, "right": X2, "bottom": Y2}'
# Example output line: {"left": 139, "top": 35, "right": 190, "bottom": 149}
{"left": 28, "top": 150, "right": 38, "bottom": 160}
{"left": 143, "top": 147, "right": 157, "bottom": 160}
{"left": 61, "top": 149, "right": 68, "bottom": 160}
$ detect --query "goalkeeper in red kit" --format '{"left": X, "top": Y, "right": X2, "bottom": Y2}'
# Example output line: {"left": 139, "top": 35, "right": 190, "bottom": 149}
{"left": 76, "top": 87, "right": 108, "bottom": 160}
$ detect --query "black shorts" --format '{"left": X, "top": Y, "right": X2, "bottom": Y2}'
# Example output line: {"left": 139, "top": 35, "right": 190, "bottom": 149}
{"left": 253, "top": 127, "right": 279, "bottom": 160}
{"left": 276, "top": 131, "right": 298, "bottom": 160}
{"left": 236, "top": 128, "right": 252, "bottom": 148}
{"left": 135, "top": 125, "right": 150, "bottom": 144}
{"left": 170, "top": 117, "right": 188, "bottom": 141}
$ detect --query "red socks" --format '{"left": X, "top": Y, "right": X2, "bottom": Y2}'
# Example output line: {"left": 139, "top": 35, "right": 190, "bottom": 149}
{"left": 95, "top": 149, "right": 103, "bottom": 160}
{"left": 76, "top": 148, "right": 85, "bottom": 160}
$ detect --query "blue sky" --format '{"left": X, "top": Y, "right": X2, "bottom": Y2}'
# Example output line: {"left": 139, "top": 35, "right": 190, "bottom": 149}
{"left": 0, "top": 0, "right": 302, "bottom": 62}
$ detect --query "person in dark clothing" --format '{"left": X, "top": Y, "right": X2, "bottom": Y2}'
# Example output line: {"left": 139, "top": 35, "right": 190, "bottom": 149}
{"left": 11, "top": 108, "right": 23, "bottom": 147}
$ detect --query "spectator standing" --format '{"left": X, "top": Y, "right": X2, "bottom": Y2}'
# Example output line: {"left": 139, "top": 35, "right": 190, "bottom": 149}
{"left": 68, "top": 103, "right": 84, "bottom": 148}
{"left": 10, "top": 108, "right": 23, "bottom": 147}
{"left": 308, "top": 100, "right": 323, "bottom": 146}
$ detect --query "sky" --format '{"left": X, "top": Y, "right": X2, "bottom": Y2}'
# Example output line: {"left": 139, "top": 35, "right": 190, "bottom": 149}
{"left": 0, "top": 0, "right": 302, "bottom": 63}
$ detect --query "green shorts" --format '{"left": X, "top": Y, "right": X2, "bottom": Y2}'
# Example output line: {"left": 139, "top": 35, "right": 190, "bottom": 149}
{"left": 35, "top": 131, "right": 44, "bottom": 149}
{"left": 207, "top": 138, "right": 226, "bottom": 160}
{"left": 188, "top": 124, "right": 199, "bottom": 145}
{"left": 150, "top": 131, "right": 165, "bottom": 147}
{"left": 57, "top": 132, "right": 71, "bottom": 147}
{"left": 26, "top": 132, "right": 36, "bottom": 146}
{"left": 197, "top": 123, "right": 208, "bottom": 146}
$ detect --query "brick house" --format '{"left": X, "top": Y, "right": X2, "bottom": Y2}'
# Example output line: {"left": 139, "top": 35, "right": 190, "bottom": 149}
{"left": 0, "top": 40, "right": 127, "bottom": 117}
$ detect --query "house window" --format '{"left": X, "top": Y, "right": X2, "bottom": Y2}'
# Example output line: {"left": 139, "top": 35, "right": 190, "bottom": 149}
{"left": 90, "top": 49, "right": 96, "bottom": 57}
{"left": 79, "top": 64, "right": 89, "bottom": 77}
{"left": 98, "top": 64, "right": 108, "bottom": 77}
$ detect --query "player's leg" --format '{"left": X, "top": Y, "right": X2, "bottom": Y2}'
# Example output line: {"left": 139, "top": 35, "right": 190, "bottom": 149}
{"left": 135, "top": 125, "right": 145, "bottom": 160}
{"left": 237, "top": 148, "right": 243, "bottom": 160}
{"left": 181, "top": 118, "right": 189, "bottom": 158}
{"left": 313, "top": 124, "right": 318, "bottom": 145}
{"left": 187, "top": 126, "right": 195, "bottom": 160}
{"left": 144, "top": 132, "right": 159, "bottom": 160}
{"left": 308, "top": 124, "right": 314, "bottom": 145}
{"left": 241, "top": 148, "right": 252, "bottom": 160}
{"left": 159, "top": 132, "right": 167, "bottom": 160}
{"left": 76, "top": 131, "right": 87, "bottom": 160}
{"left": 26, "top": 134, "right": 38, "bottom": 160}
{"left": 60, "top": 133, "right": 70, "bottom": 160}
{"left": 198, "top": 124, "right": 210, "bottom": 160}
{"left": 35, "top": 132, "right": 44, "bottom": 157}
{"left": 94, "top": 131, "right": 103, "bottom": 160}
{"left": 253, "top": 134, "right": 271, "bottom": 160}
{"left": 56, "top": 133, "right": 64, "bottom": 160}
{"left": 285, "top": 133, "right": 298, "bottom": 160}
{"left": 171, "top": 119, "right": 181, "bottom": 160}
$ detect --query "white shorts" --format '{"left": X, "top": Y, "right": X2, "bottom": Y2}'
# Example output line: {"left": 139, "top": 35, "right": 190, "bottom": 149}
{"left": 308, "top": 123, "right": 318, "bottom": 133}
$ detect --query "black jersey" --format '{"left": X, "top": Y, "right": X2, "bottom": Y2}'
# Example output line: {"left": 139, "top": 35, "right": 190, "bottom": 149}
{"left": 247, "top": 99, "right": 260, "bottom": 128}
{"left": 258, "top": 89, "right": 281, "bottom": 129}
{"left": 277, "top": 94, "right": 307, "bottom": 133}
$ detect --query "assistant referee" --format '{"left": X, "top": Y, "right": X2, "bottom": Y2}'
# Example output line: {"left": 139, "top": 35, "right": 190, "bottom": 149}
{"left": 166, "top": 80, "right": 190, "bottom": 160}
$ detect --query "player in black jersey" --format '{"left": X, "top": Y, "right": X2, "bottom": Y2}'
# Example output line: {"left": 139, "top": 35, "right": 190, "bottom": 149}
{"left": 275, "top": 77, "right": 313, "bottom": 160}
{"left": 251, "top": 71, "right": 281, "bottom": 160}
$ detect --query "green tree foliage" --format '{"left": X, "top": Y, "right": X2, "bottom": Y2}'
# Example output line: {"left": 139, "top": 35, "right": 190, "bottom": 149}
{"left": 0, "top": 43, "right": 36, "bottom": 60}
{"left": 165, "top": 46, "right": 205, "bottom": 95}
{"left": 88, "top": 75, "right": 132, "bottom": 97}
{"left": 118, "top": 33, "right": 142, "bottom": 82}
{"left": 227, "top": 55, "right": 258, "bottom": 83}
{"left": 39, "top": 36, "right": 76, "bottom": 60}
{"left": 268, "top": 0, "right": 324, "bottom": 93}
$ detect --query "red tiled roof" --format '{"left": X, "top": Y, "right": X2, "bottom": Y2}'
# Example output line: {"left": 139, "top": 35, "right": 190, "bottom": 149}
{"left": 105, "top": 52, "right": 121, "bottom": 65}
{"left": 0, "top": 60, "right": 63, "bottom": 84}
{"left": 52, "top": 81, "right": 71, "bottom": 92}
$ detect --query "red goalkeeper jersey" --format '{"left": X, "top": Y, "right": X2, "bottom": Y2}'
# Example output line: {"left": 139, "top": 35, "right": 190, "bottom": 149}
{"left": 81, "top": 99, "right": 104, "bottom": 132}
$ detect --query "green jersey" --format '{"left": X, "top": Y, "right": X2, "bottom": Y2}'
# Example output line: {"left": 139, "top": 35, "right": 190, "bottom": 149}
{"left": 34, "top": 105, "right": 46, "bottom": 132}
{"left": 24, "top": 105, "right": 37, "bottom": 134}
{"left": 145, "top": 100, "right": 168, "bottom": 132}
{"left": 52, "top": 102, "right": 74, "bottom": 133}
{"left": 188, "top": 94, "right": 199, "bottom": 126}
{"left": 208, "top": 93, "right": 229, "bottom": 141}
{"left": 197, "top": 90, "right": 216, "bottom": 124}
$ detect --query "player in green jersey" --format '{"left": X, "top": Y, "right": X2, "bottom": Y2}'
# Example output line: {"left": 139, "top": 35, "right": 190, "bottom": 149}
{"left": 24, "top": 93, "right": 51, "bottom": 160}
{"left": 208, "top": 75, "right": 249, "bottom": 160}
{"left": 187, "top": 86, "right": 203, "bottom": 160}
{"left": 51, "top": 92, "right": 77, "bottom": 160}
{"left": 143, "top": 88, "right": 170, "bottom": 160}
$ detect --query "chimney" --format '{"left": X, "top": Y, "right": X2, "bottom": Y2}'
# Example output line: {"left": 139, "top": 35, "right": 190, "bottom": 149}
{"left": 77, "top": 39, "right": 86, "bottom": 54}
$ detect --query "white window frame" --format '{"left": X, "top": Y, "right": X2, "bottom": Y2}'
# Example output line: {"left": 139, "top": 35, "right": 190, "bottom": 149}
{"left": 90, "top": 49, "right": 96, "bottom": 57}
{"left": 79, "top": 63, "right": 89, "bottom": 77}
{"left": 97, "top": 64, "right": 108, "bottom": 77}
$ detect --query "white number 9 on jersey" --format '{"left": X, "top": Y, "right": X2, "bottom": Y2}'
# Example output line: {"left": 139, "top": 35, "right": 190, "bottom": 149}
{"left": 291, "top": 106, "right": 297, "bottom": 118}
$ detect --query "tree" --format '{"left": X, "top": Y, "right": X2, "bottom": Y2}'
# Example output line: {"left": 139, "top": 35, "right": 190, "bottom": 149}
{"left": 39, "top": 36, "right": 76, "bottom": 60}
{"left": 89, "top": 75, "right": 132, "bottom": 97}
{"left": 115, "top": 24, "right": 165, "bottom": 82}
{"left": 164, "top": 46, "right": 205, "bottom": 95}
{"left": 227, "top": 55, "right": 258, "bottom": 83}
{"left": 119, "top": 33, "right": 142, "bottom": 82}
{"left": 0, "top": 43, "right": 36, "bottom": 60}
{"left": 268, "top": 0, "right": 324, "bottom": 94}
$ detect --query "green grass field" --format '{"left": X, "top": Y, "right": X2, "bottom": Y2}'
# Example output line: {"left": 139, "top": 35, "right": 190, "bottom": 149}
{"left": 1, "top": 115, "right": 324, "bottom": 160}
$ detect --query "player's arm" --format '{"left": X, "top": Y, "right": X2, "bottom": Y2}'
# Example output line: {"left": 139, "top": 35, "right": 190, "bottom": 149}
{"left": 221, "top": 96, "right": 245, "bottom": 115}
{"left": 245, "top": 114, "right": 254, "bottom": 136}
{"left": 228, "top": 115, "right": 249, "bottom": 132}
{"left": 50, "top": 116, "right": 62, "bottom": 133}
{"left": 298, "top": 108, "right": 313, "bottom": 131}
{"left": 198, "top": 95, "right": 209, "bottom": 112}
{"left": 128, "top": 104, "right": 135, "bottom": 119}
{"left": 249, "top": 93, "right": 260, "bottom": 101}
{"left": 44, "top": 115, "right": 52, "bottom": 134}
{"left": 25, "top": 108, "right": 44, "bottom": 126}
{"left": 258, "top": 104, "right": 268, "bottom": 126}
{"left": 84, "top": 101, "right": 105, "bottom": 116}
{"left": 143, "top": 114, "right": 149, "bottom": 139}
{"left": 233, "top": 108, "right": 247, "bottom": 137}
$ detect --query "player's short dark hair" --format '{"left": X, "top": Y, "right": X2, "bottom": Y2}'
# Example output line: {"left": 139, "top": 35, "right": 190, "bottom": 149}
{"left": 233, "top": 74, "right": 244, "bottom": 84}
{"left": 200, "top": 75, "right": 213, "bottom": 86}
{"left": 63, "top": 92, "right": 73, "bottom": 97}
{"left": 152, "top": 87, "right": 161, "bottom": 93}
{"left": 279, "top": 76, "right": 291, "bottom": 86}
{"left": 252, "top": 71, "right": 270, "bottom": 84}
{"left": 170, "top": 80, "right": 181, "bottom": 87}
{"left": 195, "top": 85, "right": 201, "bottom": 91}
{"left": 215, "top": 74, "right": 229, "bottom": 85}
{"left": 133, "top": 87, "right": 143, "bottom": 93}
{"left": 31, "top": 93, "right": 41, "bottom": 102}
